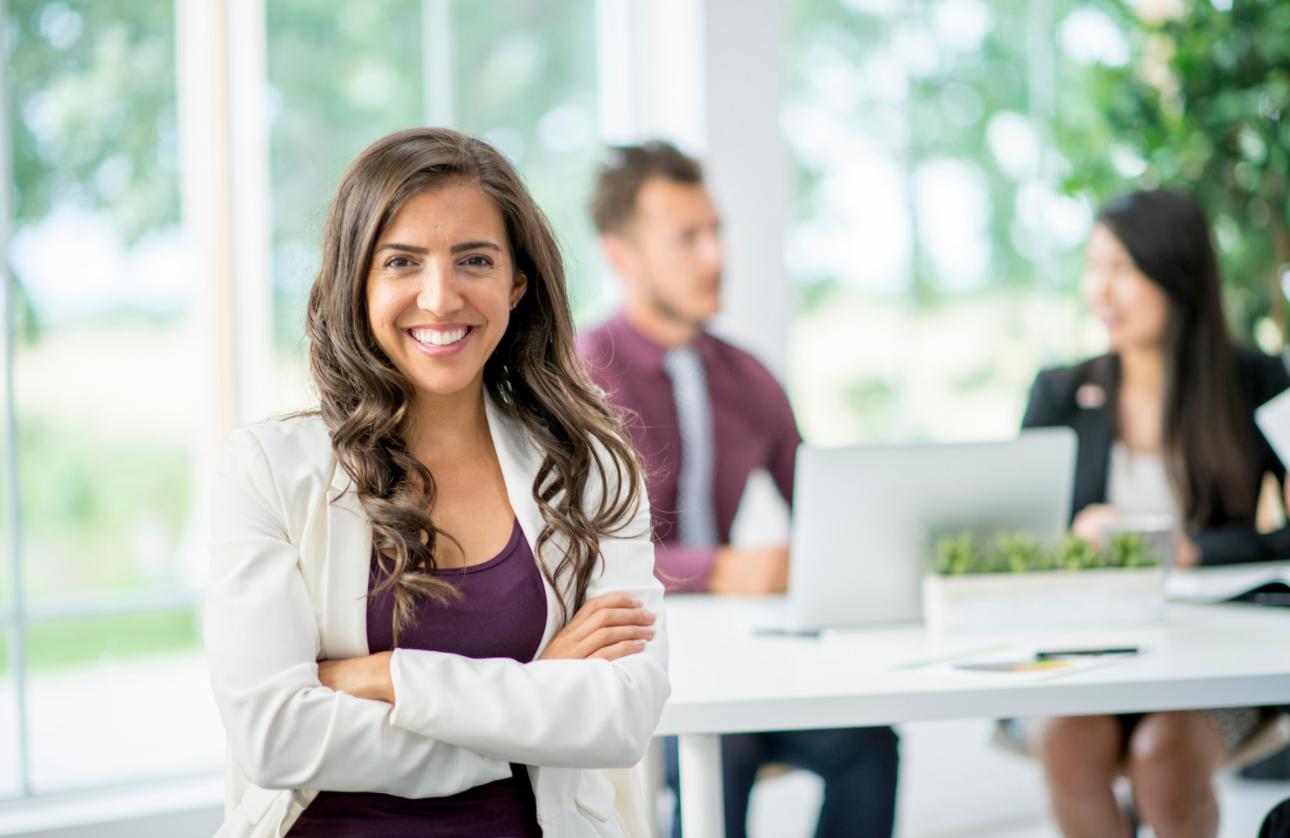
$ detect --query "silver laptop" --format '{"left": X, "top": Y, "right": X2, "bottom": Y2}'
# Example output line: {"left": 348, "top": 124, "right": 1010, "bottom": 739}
{"left": 786, "top": 428, "right": 1077, "bottom": 631}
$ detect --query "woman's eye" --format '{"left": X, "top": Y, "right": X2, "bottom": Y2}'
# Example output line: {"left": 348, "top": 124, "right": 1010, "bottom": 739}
{"left": 462, "top": 255, "right": 493, "bottom": 268}
{"left": 385, "top": 256, "right": 412, "bottom": 268}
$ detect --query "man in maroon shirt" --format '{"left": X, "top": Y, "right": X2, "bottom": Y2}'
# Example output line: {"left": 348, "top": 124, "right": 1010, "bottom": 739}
{"left": 578, "top": 142, "right": 897, "bottom": 838}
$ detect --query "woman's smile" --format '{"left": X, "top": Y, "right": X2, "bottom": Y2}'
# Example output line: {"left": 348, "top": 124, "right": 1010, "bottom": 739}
{"left": 406, "top": 323, "right": 476, "bottom": 357}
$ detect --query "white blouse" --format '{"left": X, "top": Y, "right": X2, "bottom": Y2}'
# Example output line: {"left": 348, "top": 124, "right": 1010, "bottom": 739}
{"left": 1106, "top": 440, "right": 1179, "bottom": 525}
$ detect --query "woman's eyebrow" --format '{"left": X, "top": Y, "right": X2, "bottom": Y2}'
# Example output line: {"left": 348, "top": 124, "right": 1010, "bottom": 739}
{"left": 450, "top": 240, "right": 503, "bottom": 254}
{"left": 376, "top": 243, "right": 428, "bottom": 254}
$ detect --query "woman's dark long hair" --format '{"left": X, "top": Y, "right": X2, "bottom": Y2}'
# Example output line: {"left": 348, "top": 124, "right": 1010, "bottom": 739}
{"left": 306, "top": 127, "right": 646, "bottom": 634}
{"left": 1098, "top": 189, "right": 1254, "bottom": 529}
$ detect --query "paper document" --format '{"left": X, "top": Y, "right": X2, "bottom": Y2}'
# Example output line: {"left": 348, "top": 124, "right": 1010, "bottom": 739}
{"left": 1166, "top": 564, "right": 1290, "bottom": 604}
{"left": 1256, "top": 387, "right": 1290, "bottom": 468}
{"left": 895, "top": 646, "right": 1140, "bottom": 683}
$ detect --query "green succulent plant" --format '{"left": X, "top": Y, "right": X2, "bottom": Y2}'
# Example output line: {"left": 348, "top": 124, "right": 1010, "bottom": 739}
{"left": 986, "top": 532, "right": 1047, "bottom": 574}
{"left": 931, "top": 529, "right": 1164, "bottom": 575}
{"left": 1104, "top": 531, "right": 1163, "bottom": 569}
{"left": 933, "top": 531, "right": 980, "bottom": 576}
{"left": 1053, "top": 533, "right": 1102, "bottom": 570}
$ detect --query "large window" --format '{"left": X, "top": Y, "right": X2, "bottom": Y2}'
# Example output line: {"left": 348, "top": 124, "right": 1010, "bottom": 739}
{"left": 785, "top": 0, "right": 1286, "bottom": 448}
{"left": 2, "top": 0, "right": 219, "bottom": 793}
{"left": 786, "top": 0, "right": 1107, "bottom": 447}
{"left": 267, "top": 0, "right": 603, "bottom": 412}
{"left": 1, "top": 0, "right": 602, "bottom": 801}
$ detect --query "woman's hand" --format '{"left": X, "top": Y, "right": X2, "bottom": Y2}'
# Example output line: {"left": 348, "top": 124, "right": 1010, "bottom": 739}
{"left": 539, "top": 592, "right": 656, "bottom": 662}
{"left": 318, "top": 651, "right": 395, "bottom": 704}
{"left": 1174, "top": 532, "right": 1201, "bottom": 569}
{"left": 1071, "top": 504, "right": 1121, "bottom": 547}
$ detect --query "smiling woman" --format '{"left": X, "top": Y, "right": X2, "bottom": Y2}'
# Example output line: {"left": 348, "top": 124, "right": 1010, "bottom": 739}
{"left": 365, "top": 185, "right": 527, "bottom": 404}
{"left": 205, "top": 128, "right": 669, "bottom": 837}
{"left": 1020, "top": 190, "right": 1290, "bottom": 838}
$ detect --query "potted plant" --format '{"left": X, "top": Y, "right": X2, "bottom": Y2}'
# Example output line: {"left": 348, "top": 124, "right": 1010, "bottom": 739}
{"left": 922, "top": 529, "right": 1168, "bottom": 632}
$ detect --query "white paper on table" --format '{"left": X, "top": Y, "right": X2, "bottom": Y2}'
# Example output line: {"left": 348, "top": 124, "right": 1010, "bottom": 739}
{"left": 1166, "top": 564, "right": 1290, "bottom": 603}
{"left": 1256, "top": 387, "right": 1290, "bottom": 468}
{"left": 918, "top": 647, "right": 1142, "bottom": 683}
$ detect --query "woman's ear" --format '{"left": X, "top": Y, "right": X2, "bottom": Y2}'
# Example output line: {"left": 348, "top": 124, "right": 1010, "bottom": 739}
{"left": 511, "top": 270, "right": 529, "bottom": 310}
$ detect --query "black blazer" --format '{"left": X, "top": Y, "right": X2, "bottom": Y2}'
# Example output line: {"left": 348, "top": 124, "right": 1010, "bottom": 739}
{"left": 1022, "top": 347, "right": 1290, "bottom": 566}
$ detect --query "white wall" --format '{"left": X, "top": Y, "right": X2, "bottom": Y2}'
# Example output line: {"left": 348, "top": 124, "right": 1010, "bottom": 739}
{"left": 702, "top": 0, "right": 793, "bottom": 380}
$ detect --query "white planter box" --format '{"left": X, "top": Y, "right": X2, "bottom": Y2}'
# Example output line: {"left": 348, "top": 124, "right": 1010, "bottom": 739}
{"left": 923, "top": 568, "right": 1166, "bottom": 633}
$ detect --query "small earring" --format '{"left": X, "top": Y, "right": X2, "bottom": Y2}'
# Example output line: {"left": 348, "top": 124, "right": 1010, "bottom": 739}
{"left": 511, "top": 301, "right": 518, "bottom": 310}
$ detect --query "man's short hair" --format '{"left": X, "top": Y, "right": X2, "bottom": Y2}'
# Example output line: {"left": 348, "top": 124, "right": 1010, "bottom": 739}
{"left": 590, "top": 141, "right": 704, "bottom": 235}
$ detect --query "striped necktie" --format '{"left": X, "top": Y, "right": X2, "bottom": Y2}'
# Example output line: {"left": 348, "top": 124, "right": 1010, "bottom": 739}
{"left": 662, "top": 345, "right": 718, "bottom": 546}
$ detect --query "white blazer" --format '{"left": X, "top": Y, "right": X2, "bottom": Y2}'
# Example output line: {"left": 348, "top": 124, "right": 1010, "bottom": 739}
{"left": 205, "top": 397, "right": 669, "bottom": 837}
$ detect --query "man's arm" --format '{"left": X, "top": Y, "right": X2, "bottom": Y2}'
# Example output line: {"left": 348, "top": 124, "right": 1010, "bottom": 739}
{"left": 654, "top": 542, "right": 790, "bottom": 595}
{"left": 767, "top": 377, "right": 804, "bottom": 509}
{"left": 653, "top": 543, "right": 718, "bottom": 593}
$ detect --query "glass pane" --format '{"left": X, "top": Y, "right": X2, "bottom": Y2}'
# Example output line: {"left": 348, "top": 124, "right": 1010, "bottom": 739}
{"left": 266, "top": 0, "right": 424, "bottom": 414}
{"left": 28, "top": 608, "right": 200, "bottom": 669}
{"left": 11, "top": 0, "right": 193, "bottom": 599}
{"left": 787, "top": 0, "right": 1096, "bottom": 446}
{"left": 26, "top": 611, "right": 219, "bottom": 789}
{"left": 451, "top": 0, "right": 603, "bottom": 321}
{"left": 266, "top": 1, "right": 604, "bottom": 403}
{"left": 0, "top": 624, "right": 19, "bottom": 799}
{"left": 9, "top": 0, "right": 222, "bottom": 792}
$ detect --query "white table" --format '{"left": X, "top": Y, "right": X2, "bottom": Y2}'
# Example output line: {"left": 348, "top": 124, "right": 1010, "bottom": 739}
{"left": 655, "top": 596, "right": 1290, "bottom": 838}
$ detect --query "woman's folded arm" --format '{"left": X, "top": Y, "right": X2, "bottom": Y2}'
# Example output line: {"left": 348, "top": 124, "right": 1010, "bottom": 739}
{"left": 387, "top": 474, "right": 669, "bottom": 767}
{"left": 207, "top": 429, "right": 512, "bottom": 795}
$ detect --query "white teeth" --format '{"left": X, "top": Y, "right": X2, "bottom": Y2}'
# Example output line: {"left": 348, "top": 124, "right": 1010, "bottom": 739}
{"left": 411, "top": 327, "right": 468, "bottom": 347}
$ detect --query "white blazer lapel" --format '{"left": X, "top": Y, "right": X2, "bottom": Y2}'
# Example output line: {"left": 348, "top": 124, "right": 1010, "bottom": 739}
{"left": 320, "top": 462, "right": 373, "bottom": 660}
{"left": 316, "top": 400, "right": 569, "bottom": 661}
{"left": 485, "top": 395, "right": 568, "bottom": 648}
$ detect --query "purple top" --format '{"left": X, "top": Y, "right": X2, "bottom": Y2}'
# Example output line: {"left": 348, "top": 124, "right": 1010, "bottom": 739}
{"left": 287, "top": 519, "right": 546, "bottom": 838}
{"left": 578, "top": 314, "right": 802, "bottom": 592}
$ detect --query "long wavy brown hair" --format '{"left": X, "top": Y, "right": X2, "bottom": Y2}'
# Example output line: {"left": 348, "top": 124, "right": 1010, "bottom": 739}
{"left": 307, "top": 127, "right": 646, "bottom": 634}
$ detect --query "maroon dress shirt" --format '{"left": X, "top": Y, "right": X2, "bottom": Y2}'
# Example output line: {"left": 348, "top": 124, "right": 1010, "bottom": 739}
{"left": 578, "top": 314, "right": 802, "bottom": 592}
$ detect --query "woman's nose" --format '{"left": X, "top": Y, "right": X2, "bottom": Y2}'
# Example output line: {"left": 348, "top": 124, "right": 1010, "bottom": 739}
{"left": 416, "top": 263, "right": 462, "bottom": 314}
{"left": 1083, "top": 270, "right": 1110, "bottom": 304}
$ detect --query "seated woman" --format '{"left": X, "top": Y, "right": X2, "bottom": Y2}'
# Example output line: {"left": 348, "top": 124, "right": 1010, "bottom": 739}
{"left": 205, "top": 127, "right": 668, "bottom": 838}
{"left": 1022, "top": 189, "right": 1289, "bottom": 838}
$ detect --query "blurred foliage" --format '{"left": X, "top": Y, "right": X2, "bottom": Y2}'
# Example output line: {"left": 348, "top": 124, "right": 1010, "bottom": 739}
{"left": 792, "top": 0, "right": 1290, "bottom": 324}
{"left": 267, "top": 0, "right": 601, "bottom": 349}
{"left": 1103, "top": 530, "right": 1159, "bottom": 568}
{"left": 934, "top": 530, "right": 980, "bottom": 574}
{"left": 9, "top": 0, "right": 177, "bottom": 241}
{"left": 1052, "top": 530, "right": 1100, "bottom": 569}
{"left": 0, "top": 608, "right": 200, "bottom": 671}
{"left": 932, "top": 528, "right": 1161, "bottom": 573}
{"left": 7, "top": 0, "right": 602, "bottom": 345}
{"left": 841, "top": 377, "right": 894, "bottom": 439}
{"left": 264, "top": 0, "right": 424, "bottom": 349}
{"left": 7, "top": 0, "right": 176, "bottom": 338}
{"left": 1056, "top": 0, "right": 1290, "bottom": 339}
{"left": 789, "top": 0, "right": 1048, "bottom": 297}
{"left": 17, "top": 420, "right": 188, "bottom": 599}
{"left": 789, "top": 0, "right": 1290, "bottom": 447}
{"left": 453, "top": 0, "right": 601, "bottom": 319}
{"left": 993, "top": 531, "right": 1045, "bottom": 572}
